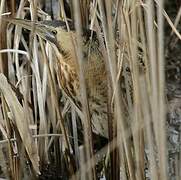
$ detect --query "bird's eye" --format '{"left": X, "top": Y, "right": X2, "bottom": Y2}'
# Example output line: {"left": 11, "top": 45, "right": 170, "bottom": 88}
{"left": 52, "top": 30, "right": 57, "bottom": 35}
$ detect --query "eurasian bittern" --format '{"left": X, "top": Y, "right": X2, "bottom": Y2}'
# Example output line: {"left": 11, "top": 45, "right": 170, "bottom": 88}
{"left": 6, "top": 18, "right": 108, "bottom": 138}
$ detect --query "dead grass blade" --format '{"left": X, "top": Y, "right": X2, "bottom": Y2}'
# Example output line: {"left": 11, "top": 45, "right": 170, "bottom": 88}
{"left": 72, "top": 0, "right": 96, "bottom": 179}
{"left": 0, "top": 0, "right": 8, "bottom": 76}
{"left": 0, "top": 74, "right": 40, "bottom": 174}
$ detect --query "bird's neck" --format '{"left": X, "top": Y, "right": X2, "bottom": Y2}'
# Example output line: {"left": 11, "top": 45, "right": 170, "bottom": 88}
{"left": 55, "top": 31, "right": 79, "bottom": 69}
{"left": 57, "top": 31, "right": 75, "bottom": 54}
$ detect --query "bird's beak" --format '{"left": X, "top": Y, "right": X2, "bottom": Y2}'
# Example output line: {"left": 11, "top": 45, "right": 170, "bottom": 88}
{"left": 3, "top": 17, "right": 57, "bottom": 44}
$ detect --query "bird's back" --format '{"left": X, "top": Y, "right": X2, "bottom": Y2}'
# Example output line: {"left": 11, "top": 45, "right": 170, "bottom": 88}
{"left": 84, "top": 38, "right": 108, "bottom": 137}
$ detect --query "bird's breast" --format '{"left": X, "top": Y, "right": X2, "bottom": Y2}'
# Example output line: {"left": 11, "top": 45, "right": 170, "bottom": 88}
{"left": 55, "top": 45, "right": 108, "bottom": 137}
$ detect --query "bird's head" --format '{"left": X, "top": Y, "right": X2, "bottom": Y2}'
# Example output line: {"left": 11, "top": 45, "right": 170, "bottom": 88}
{"left": 4, "top": 17, "right": 76, "bottom": 56}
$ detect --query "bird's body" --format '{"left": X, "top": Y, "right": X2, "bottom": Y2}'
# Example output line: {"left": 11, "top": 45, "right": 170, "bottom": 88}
{"left": 7, "top": 18, "right": 109, "bottom": 137}
{"left": 54, "top": 25, "right": 108, "bottom": 137}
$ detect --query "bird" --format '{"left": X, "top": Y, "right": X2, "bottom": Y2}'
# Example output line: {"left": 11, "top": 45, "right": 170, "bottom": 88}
{"left": 6, "top": 17, "right": 109, "bottom": 138}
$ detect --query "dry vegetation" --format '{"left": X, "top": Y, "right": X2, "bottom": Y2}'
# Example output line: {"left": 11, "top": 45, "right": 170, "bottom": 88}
{"left": 0, "top": 0, "right": 180, "bottom": 180}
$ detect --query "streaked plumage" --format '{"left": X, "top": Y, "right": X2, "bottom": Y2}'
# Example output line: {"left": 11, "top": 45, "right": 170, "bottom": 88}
{"left": 52, "top": 22, "right": 108, "bottom": 137}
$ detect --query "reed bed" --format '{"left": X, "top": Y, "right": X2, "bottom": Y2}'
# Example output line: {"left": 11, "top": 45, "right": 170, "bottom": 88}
{"left": 0, "top": 0, "right": 180, "bottom": 180}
